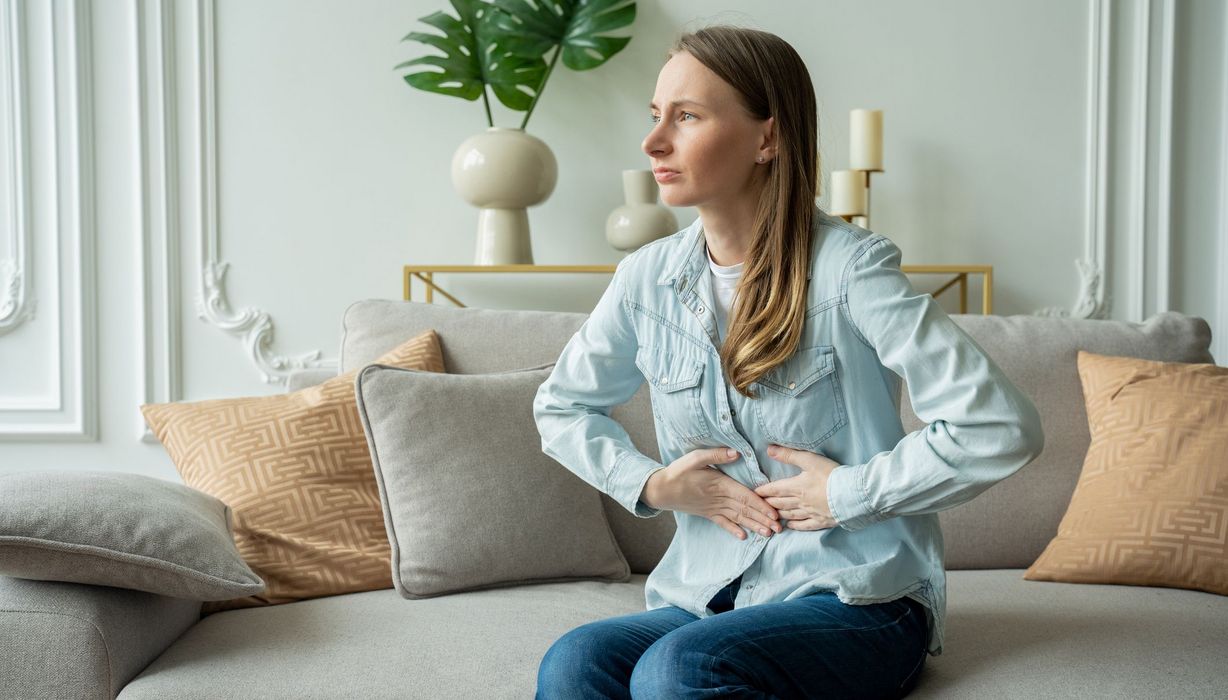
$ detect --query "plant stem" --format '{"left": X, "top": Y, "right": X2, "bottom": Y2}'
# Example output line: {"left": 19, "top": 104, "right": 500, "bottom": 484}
{"left": 482, "top": 84, "right": 493, "bottom": 128}
{"left": 519, "top": 44, "right": 561, "bottom": 130}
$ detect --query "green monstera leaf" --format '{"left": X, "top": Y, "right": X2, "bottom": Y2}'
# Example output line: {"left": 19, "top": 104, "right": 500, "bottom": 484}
{"left": 490, "top": 0, "right": 636, "bottom": 71}
{"left": 488, "top": 0, "right": 636, "bottom": 128}
{"left": 396, "top": 0, "right": 547, "bottom": 125}
{"left": 395, "top": 0, "right": 634, "bottom": 129}
{"left": 484, "top": 39, "right": 549, "bottom": 112}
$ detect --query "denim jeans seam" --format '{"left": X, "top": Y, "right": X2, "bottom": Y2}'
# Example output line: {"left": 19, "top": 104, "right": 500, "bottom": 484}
{"left": 699, "top": 635, "right": 772, "bottom": 699}
{"left": 698, "top": 607, "right": 919, "bottom": 697}
{"left": 897, "top": 600, "right": 929, "bottom": 689}
{"left": 898, "top": 643, "right": 927, "bottom": 690}
{"left": 706, "top": 603, "right": 918, "bottom": 659}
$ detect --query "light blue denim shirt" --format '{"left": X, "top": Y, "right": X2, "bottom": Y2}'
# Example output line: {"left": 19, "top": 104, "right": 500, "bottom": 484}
{"left": 533, "top": 204, "right": 1045, "bottom": 657}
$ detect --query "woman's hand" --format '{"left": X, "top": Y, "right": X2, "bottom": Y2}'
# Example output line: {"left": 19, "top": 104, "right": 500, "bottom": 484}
{"left": 754, "top": 444, "right": 841, "bottom": 531}
{"left": 642, "top": 447, "right": 783, "bottom": 540}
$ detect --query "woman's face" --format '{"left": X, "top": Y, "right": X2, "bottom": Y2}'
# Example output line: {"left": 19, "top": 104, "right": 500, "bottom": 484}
{"left": 643, "top": 51, "right": 774, "bottom": 208}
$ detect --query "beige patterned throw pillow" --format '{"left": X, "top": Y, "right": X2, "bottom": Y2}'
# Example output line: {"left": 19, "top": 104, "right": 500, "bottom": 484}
{"left": 141, "top": 330, "right": 445, "bottom": 613}
{"left": 1023, "top": 350, "right": 1228, "bottom": 596}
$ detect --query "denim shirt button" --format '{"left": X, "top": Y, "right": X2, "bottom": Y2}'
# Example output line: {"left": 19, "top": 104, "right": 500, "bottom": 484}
{"left": 788, "top": 381, "right": 796, "bottom": 389}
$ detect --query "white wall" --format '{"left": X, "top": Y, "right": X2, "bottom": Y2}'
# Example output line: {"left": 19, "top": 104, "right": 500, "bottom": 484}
{"left": 1, "top": 0, "right": 1225, "bottom": 480}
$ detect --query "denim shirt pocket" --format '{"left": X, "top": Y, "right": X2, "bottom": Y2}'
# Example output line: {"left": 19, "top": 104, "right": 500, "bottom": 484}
{"left": 634, "top": 344, "right": 710, "bottom": 443}
{"left": 752, "top": 344, "right": 848, "bottom": 450}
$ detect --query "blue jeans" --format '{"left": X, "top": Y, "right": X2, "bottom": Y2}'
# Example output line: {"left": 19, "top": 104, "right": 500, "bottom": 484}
{"left": 536, "top": 577, "right": 929, "bottom": 699}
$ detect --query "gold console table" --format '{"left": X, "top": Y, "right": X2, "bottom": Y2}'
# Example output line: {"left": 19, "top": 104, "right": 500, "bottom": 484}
{"left": 402, "top": 264, "right": 993, "bottom": 314}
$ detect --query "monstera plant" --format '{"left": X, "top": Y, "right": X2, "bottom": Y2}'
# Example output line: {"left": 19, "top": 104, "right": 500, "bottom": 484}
{"left": 397, "top": 0, "right": 636, "bottom": 128}
{"left": 394, "top": 0, "right": 637, "bottom": 266}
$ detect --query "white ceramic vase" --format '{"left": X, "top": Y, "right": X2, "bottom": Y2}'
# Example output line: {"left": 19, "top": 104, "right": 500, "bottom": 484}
{"left": 605, "top": 169, "right": 678, "bottom": 252}
{"left": 451, "top": 127, "right": 558, "bottom": 265}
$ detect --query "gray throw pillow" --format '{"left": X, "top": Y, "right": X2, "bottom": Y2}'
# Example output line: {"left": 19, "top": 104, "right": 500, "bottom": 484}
{"left": 0, "top": 471, "right": 265, "bottom": 601}
{"left": 355, "top": 362, "right": 630, "bottom": 598}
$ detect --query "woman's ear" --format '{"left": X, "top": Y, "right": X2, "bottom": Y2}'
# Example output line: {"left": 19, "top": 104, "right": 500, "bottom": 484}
{"left": 759, "top": 116, "right": 777, "bottom": 160}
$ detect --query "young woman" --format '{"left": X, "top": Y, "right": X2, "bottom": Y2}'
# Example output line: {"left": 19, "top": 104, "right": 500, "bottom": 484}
{"left": 532, "top": 25, "right": 1044, "bottom": 699}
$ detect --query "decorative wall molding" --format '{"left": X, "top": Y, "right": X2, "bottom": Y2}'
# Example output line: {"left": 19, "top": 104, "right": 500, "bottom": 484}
{"left": 1218, "top": 1, "right": 1228, "bottom": 367}
{"left": 135, "top": 0, "right": 181, "bottom": 441}
{"left": 181, "top": 0, "right": 337, "bottom": 385}
{"left": 1035, "top": 0, "right": 1112, "bottom": 319}
{"left": 1034, "top": 0, "right": 1180, "bottom": 322}
{"left": 1125, "top": 0, "right": 1176, "bottom": 323}
{"left": 1153, "top": 0, "right": 1175, "bottom": 315}
{"left": 0, "top": 0, "right": 35, "bottom": 335}
{"left": 1127, "top": 0, "right": 1151, "bottom": 322}
{"left": 1124, "top": 0, "right": 1176, "bottom": 322}
{"left": 0, "top": 0, "right": 98, "bottom": 439}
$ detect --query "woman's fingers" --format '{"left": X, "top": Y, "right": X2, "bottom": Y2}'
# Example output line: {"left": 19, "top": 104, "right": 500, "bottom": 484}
{"left": 768, "top": 444, "right": 837, "bottom": 469}
{"left": 717, "top": 500, "right": 781, "bottom": 536}
{"left": 684, "top": 448, "right": 789, "bottom": 538}
{"left": 765, "top": 496, "right": 800, "bottom": 510}
{"left": 683, "top": 447, "right": 740, "bottom": 470}
{"left": 781, "top": 509, "right": 829, "bottom": 524}
{"left": 785, "top": 516, "right": 837, "bottom": 531}
{"left": 709, "top": 513, "right": 747, "bottom": 540}
{"left": 715, "top": 510, "right": 775, "bottom": 539}
{"left": 730, "top": 489, "right": 782, "bottom": 532}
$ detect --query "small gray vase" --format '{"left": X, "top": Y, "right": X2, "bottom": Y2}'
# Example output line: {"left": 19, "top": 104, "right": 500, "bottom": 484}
{"left": 605, "top": 169, "right": 678, "bottom": 252}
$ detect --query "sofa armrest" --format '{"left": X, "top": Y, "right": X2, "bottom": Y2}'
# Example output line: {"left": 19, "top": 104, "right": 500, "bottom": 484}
{"left": 286, "top": 367, "right": 338, "bottom": 392}
{"left": 0, "top": 576, "right": 201, "bottom": 699}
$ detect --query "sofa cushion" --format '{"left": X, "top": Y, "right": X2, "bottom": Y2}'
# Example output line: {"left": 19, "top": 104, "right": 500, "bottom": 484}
{"left": 899, "top": 311, "right": 1215, "bottom": 569}
{"left": 141, "top": 330, "right": 446, "bottom": 613}
{"left": 354, "top": 362, "right": 630, "bottom": 598}
{"left": 340, "top": 299, "right": 675, "bottom": 575}
{"left": 1023, "top": 351, "right": 1228, "bottom": 595}
{"left": 116, "top": 570, "right": 1228, "bottom": 699}
{"left": 0, "top": 471, "right": 263, "bottom": 601}
{"left": 341, "top": 301, "right": 586, "bottom": 375}
{"left": 0, "top": 575, "right": 201, "bottom": 700}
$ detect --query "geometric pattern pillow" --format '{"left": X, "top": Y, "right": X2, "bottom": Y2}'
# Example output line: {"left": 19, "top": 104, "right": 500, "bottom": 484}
{"left": 1023, "top": 350, "right": 1228, "bottom": 596}
{"left": 141, "top": 330, "right": 446, "bottom": 613}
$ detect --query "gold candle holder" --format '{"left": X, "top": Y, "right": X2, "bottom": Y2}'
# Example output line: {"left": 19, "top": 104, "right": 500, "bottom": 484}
{"left": 831, "top": 167, "right": 882, "bottom": 229}
{"left": 842, "top": 108, "right": 884, "bottom": 229}
{"left": 848, "top": 167, "right": 883, "bottom": 229}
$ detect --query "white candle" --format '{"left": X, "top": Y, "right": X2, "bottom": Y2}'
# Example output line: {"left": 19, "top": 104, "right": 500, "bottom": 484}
{"left": 829, "top": 170, "right": 866, "bottom": 216}
{"left": 850, "top": 109, "right": 883, "bottom": 171}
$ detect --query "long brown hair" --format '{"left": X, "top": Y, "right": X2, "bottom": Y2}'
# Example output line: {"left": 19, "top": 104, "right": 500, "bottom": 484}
{"left": 667, "top": 26, "right": 819, "bottom": 399}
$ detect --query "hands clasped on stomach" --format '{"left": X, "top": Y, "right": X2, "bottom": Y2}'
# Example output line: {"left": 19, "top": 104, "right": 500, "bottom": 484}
{"left": 641, "top": 445, "right": 840, "bottom": 538}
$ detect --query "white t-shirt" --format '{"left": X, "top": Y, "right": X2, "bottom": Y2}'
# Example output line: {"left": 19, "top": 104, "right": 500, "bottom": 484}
{"left": 706, "top": 242, "right": 744, "bottom": 341}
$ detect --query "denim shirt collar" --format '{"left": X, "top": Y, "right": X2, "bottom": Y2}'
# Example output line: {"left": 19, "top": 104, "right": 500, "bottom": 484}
{"left": 655, "top": 205, "right": 819, "bottom": 293}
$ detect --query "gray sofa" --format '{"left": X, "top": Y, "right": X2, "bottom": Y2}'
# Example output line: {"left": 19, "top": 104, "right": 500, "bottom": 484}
{"left": 2, "top": 300, "right": 1225, "bottom": 699}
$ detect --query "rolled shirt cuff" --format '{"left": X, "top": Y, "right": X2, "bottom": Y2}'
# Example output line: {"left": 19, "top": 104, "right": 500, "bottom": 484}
{"left": 826, "top": 464, "right": 883, "bottom": 532}
{"left": 606, "top": 451, "right": 668, "bottom": 518}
